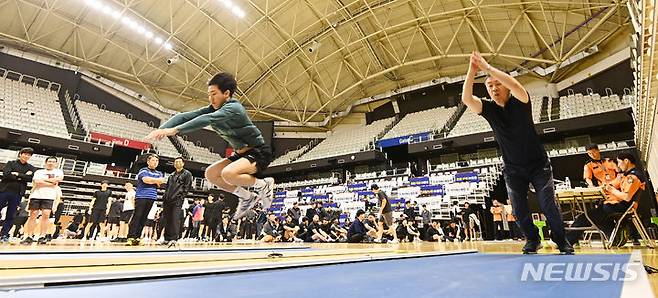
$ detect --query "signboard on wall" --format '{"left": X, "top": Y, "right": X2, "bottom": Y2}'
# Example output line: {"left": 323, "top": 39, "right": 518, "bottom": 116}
{"left": 89, "top": 131, "right": 151, "bottom": 150}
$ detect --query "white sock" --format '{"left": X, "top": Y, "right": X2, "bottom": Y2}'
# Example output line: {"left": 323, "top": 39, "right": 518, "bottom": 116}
{"left": 232, "top": 186, "right": 253, "bottom": 199}
{"left": 252, "top": 179, "right": 266, "bottom": 189}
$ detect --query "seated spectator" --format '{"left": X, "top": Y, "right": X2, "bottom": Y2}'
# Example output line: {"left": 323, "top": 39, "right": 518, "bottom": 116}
{"left": 396, "top": 219, "right": 409, "bottom": 242}
{"left": 64, "top": 221, "right": 81, "bottom": 239}
{"left": 282, "top": 215, "right": 300, "bottom": 242}
{"left": 297, "top": 217, "right": 309, "bottom": 240}
{"left": 444, "top": 221, "right": 462, "bottom": 242}
{"left": 363, "top": 213, "right": 379, "bottom": 239}
{"left": 406, "top": 220, "right": 421, "bottom": 242}
{"left": 261, "top": 213, "right": 281, "bottom": 243}
{"left": 217, "top": 216, "right": 236, "bottom": 242}
{"left": 425, "top": 221, "right": 443, "bottom": 242}
{"left": 330, "top": 218, "right": 347, "bottom": 242}
{"left": 321, "top": 218, "right": 336, "bottom": 242}
{"left": 305, "top": 214, "right": 329, "bottom": 242}
{"left": 347, "top": 210, "right": 368, "bottom": 243}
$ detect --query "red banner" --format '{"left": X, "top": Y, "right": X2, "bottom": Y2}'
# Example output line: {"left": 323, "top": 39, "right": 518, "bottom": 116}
{"left": 90, "top": 131, "right": 152, "bottom": 150}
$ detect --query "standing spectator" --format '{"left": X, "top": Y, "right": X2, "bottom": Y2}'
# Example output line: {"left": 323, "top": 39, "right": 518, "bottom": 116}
{"left": 287, "top": 202, "right": 302, "bottom": 223}
{"left": 106, "top": 197, "right": 124, "bottom": 239}
{"left": 11, "top": 198, "right": 29, "bottom": 238}
{"left": 490, "top": 200, "right": 504, "bottom": 240}
{"left": 240, "top": 207, "right": 257, "bottom": 240}
{"left": 142, "top": 203, "right": 159, "bottom": 241}
{"left": 21, "top": 156, "right": 63, "bottom": 245}
{"left": 191, "top": 199, "right": 205, "bottom": 240}
{"left": 420, "top": 204, "right": 432, "bottom": 240}
{"left": 113, "top": 182, "right": 135, "bottom": 243}
{"left": 0, "top": 147, "right": 35, "bottom": 242}
{"left": 203, "top": 196, "right": 223, "bottom": 242}
{"left": 504, "top": 203, "right": 520, "bottom": 240}
{"left": 87, "top": 181, "right": 112, "bottom": 240}
{"left": 347, "top": 210, "right": 367, "bottom": 243}
{"left": 160, "top": 157, "right": 193, "bottom": 246}
{"left": 127, "top": 154, "right": 165, "bottom": 246}
{"left": 460, "top": 202, "right": 476, "bottom": 241}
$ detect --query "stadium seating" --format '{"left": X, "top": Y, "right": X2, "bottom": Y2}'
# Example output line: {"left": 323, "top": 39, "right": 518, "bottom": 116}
{"left": 177, "top": 137, "right": 223, "bottom": 164}
{"left": 0, "top": 76, "right": 69, "bottom": 138}
{"left": 74, "top": 100, "right": 180, "bottom": 158}
{"left": 271, "top": 145, "right": 309, "bottom": 166}
{"left": 559, "top": 93, "right": 631, "bottom": 119}
{"left": 296, "top": 117, "right": 395, "bottom": 162}
{"left": 382, "top": 107, "right": 457, "bottom": 140}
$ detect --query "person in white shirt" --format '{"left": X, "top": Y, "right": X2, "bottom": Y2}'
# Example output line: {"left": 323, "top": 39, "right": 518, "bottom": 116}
{"left": 21, "top": 156, "right": 63, "bottom": 245}
{"left": 141, "top": 203, "right": 159, "bottom": 241}
{"left": 113, "top": 182, "right": 136, "bottom": 243}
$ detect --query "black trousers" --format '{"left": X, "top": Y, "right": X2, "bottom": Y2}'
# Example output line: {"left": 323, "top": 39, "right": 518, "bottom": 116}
{"left": 347, "top": 233, "right": 364, "bottom": 243}
{"left": 87, "top": 209, "right": 107, "bottom": 239}
{"left": 128, "top": 199, "right": 154, "bottom": 239}
{"left": 504, "top": 161, "right": 567, "bottom": 245}
{"left": 162, "top": 201, "right": 183, "bottom": 241}
{"left": 206, "top": 220, "right": 219, "bottom": 241}
{"left": 493, "top": 221, "right": 504, "bottom": 240}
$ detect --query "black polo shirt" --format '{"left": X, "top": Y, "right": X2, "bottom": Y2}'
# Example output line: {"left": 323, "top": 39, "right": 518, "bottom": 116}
{"left": 479, "top": 94, "right": 548, "bottom": 170}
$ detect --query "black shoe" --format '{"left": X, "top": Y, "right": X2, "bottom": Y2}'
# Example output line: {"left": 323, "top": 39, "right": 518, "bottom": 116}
{"left": 20, "top": 237, "right": 34, "bottom": 245}
{"left": 0, "top": 236, "right": 9, "bottom": 244}
{"left": 522, "top": 240, "right": 542, "bottom": 254}
{"left": 557, "top": 241, "right": 575, "bottom": 255}
{"left": 633, "top": 239, "right": 641, "bottom": 246}
{"left": 37, "top": 237, "right": 48, "bottom": 245}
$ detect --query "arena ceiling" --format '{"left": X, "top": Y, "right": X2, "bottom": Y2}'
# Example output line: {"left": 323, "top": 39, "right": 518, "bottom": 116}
{"left": 0, "top": 0, "right": 631, "bottom": 128}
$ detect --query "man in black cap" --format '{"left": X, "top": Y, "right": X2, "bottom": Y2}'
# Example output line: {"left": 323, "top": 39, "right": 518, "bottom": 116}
{"left": 371, "top": 184, "right": 398, "bottom": 243}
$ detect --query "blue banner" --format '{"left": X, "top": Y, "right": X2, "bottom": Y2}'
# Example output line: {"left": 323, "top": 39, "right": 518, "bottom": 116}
{"left": 376, "top": 132, "right": 432, "bottom": 148}
{"left": 356, "top": 191, "right": 375, "bottom": 197}
{"left": 409, "top": 176, "right": 430, "bottom": 186}
{"left": 420, "top": 184, "right": 444, "bottom": 196}
{"left": 455, "top": 171, "right": 480, "bottom": 182}
{"left": 348, "top": 182, "right": 368, "bottom": 191}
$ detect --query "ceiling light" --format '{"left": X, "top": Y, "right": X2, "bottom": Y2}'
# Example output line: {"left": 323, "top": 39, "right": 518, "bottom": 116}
{"left": 154, "top": 37, "right": 163, "bottom": 44}
{"left": 164, "top": 42, "right": 173, "bottom": 50}
{"left": 145, "top": 31, "right": 154, "bottom": 39}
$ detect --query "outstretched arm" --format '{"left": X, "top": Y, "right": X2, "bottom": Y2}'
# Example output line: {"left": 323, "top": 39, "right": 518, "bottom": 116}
{"left": 146, "top": 106, "right": 233, "bottom": 141}
{"left": 471, "top": 51, "right": 529, "bottom": 103}
{"left": 462, "top": 52, "right": 484, "bottom": 114}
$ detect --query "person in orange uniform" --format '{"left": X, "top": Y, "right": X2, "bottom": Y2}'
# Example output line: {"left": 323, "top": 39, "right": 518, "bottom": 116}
{"left": 583, "top": 143, "right": 618, "bottom": 187}
{"left": 567, "top": 152, "right": 645, "bottom": 245}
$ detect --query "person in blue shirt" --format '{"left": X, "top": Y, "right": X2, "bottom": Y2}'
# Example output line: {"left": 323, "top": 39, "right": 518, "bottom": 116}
{"left": 146, "top": 72, "right": 274, "bottom": 220}
{"left": 126, "top": 153, "right": 165, "bottom": 246}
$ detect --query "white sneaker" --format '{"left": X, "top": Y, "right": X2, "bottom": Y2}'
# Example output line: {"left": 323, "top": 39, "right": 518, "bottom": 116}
{"left": 389, "top": 239, "right": 400, "bottom": 244}
{"left": 258, "top": 177, "right": 275, "bottom": 209}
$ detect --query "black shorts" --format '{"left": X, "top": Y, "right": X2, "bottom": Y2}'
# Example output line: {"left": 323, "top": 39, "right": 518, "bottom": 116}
{"left": 90, "top": 209, "right": 107, "bottom": 223}
{"left": 107, "top": 217, "right": 120, "bottom": 225}
{"left": 28, "top": 199, "right": 53, "bottom": 210}
{"left": 120, "top": 210, "right": 134, "bottom": 222}
{"left": 227, "top": 145, "right": 273, "bottom": 177}
{"left": 145, "top": 219, "right": 155, "bottom": 227}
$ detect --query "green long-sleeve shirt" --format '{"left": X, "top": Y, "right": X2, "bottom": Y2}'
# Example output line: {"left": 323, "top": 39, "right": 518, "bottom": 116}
{"left": 159, "top": 98, "right": 265, "bottom": 150}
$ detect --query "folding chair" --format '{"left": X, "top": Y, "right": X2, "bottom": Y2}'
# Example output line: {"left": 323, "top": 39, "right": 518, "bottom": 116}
{"left": 607, "top": 188, "right": 656, "bottom": 249}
